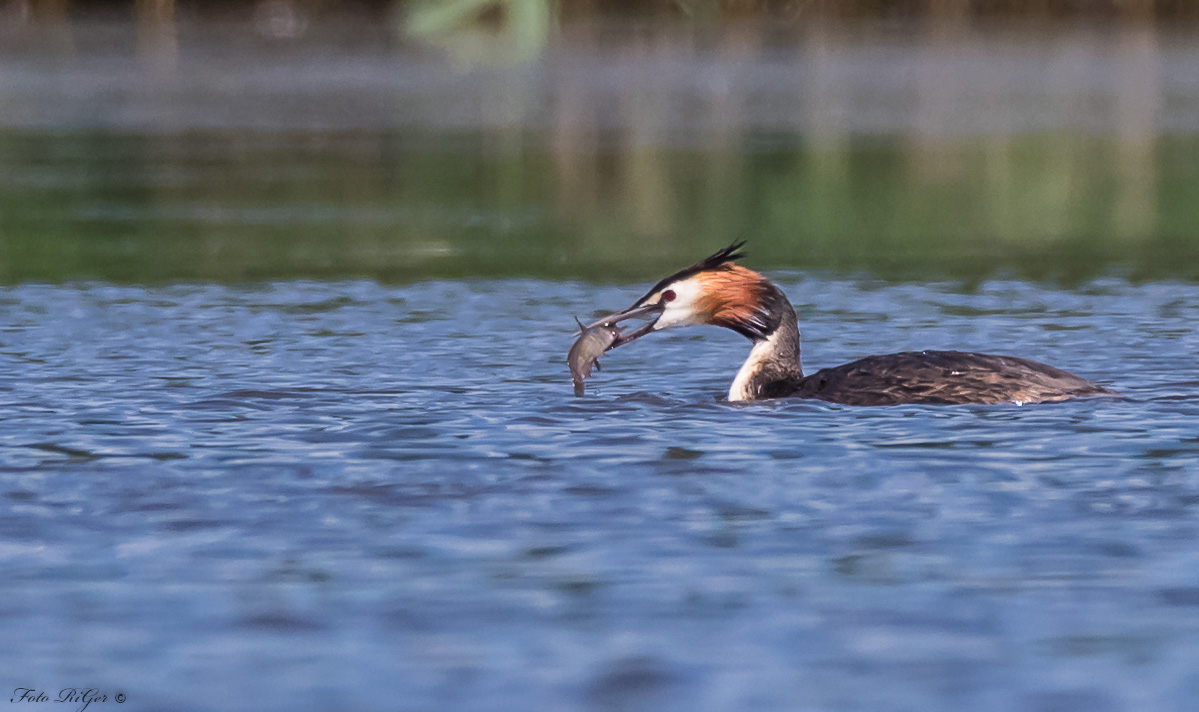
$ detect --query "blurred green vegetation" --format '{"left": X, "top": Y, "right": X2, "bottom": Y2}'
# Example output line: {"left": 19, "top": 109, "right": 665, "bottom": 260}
{"left": 11, "top": 0, "right": 1199, "bottom": 21}
{"left": 4, "top": 5, "right": 1198, "bottom": 284}
{"left": 2, "top": 128, "right": 1197, "bottom": 284}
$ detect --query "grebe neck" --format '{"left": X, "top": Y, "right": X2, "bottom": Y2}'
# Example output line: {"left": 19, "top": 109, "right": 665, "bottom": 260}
{"left": 728, "top": 302, "right": 803, "bottom": 402}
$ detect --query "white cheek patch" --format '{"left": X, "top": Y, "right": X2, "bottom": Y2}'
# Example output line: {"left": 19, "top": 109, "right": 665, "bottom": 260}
{"left": 653, "top": 278, "right": 705, "bottom": 330}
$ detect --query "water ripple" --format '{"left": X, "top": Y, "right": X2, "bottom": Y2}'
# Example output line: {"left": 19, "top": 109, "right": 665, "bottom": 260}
{"left": 0, "top": 277, "right": 1198, "bottom": 711}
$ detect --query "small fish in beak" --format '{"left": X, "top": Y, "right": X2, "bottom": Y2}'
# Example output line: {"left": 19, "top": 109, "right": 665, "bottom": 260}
{"left": 567, "top": 317, "right": 619, "bottom": 396}
{"left": 567, "top": 302, "right": 664, "bottom": 396}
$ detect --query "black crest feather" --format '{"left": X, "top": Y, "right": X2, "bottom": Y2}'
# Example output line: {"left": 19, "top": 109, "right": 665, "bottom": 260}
{"left": 633, "top": 241, "right": 747, "bottom": 307}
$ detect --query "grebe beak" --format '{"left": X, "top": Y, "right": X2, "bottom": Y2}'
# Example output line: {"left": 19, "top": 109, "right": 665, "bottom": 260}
{"left": 582, "top": 301, "right": 664, "bottom": 349}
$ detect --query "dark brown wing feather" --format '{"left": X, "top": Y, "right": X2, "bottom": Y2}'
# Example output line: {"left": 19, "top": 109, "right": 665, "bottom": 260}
{"left": 788, "top": 350, "right": 1117, "bottom": 406}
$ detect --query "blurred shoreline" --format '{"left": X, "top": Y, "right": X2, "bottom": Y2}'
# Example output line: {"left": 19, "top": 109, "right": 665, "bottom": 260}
{"left": 1, "top": 12, "right": 1191, "bottom": 136}
{"left": 4, "top": 0, "right": 1199, "bottom": 24}
{"left": 0, "top": 5, "right": 1196, "bottom": 283}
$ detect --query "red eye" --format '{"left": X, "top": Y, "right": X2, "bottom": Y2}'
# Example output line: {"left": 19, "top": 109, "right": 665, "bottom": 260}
{"left": 661, "top": 289, "right": 676, "bottom": 303}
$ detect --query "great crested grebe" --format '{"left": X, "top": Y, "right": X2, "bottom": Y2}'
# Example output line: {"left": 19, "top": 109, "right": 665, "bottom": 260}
{"left": 581, "top": 242, "right": 1117, "bottom": 405}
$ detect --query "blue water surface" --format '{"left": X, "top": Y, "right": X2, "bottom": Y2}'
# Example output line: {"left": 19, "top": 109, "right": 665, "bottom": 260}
{"left": 2, "top": 276, "right": 1199, "bottom": 711}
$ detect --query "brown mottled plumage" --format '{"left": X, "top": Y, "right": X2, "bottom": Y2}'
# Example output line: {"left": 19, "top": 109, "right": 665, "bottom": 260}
{"left": 767, "top": 349, "right": 1114, "bottom": 405}
{"left": 589, "top": 242, "right": 1119, "bottom": 405}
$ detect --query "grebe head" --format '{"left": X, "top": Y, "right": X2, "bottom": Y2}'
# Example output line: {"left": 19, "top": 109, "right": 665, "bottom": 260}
{"left": 586, "top": 242, "right": 789, "bottom": 347}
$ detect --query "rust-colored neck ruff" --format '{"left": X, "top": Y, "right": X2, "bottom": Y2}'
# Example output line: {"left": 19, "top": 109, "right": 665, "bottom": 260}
{"left": 712, "top": 273, "right": 804, "bottom": 401}
{"left": 695, "top": 266, "right": 791, "bottom": 342}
